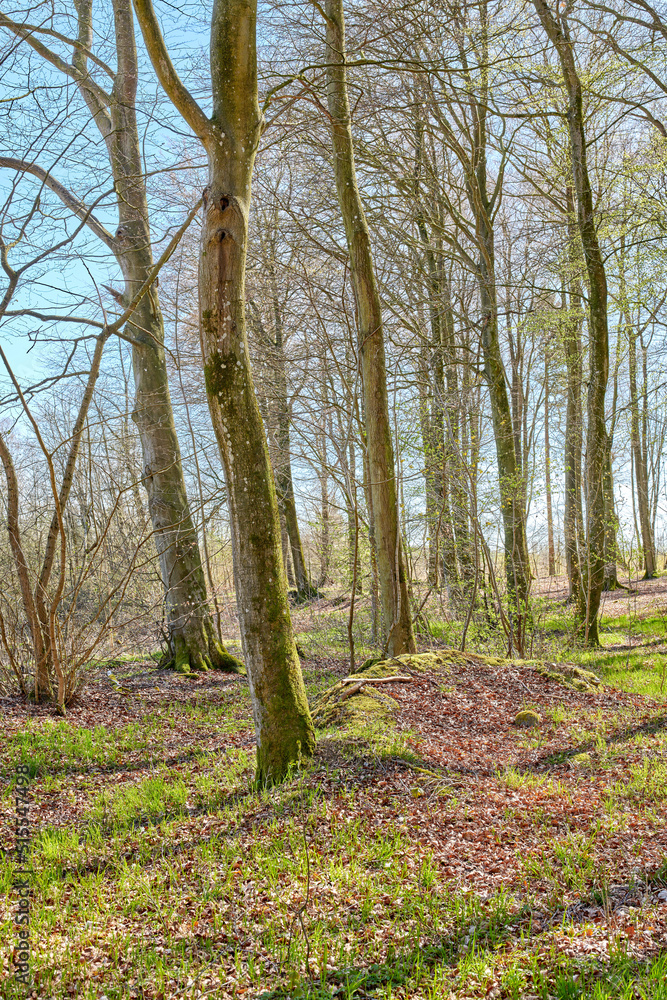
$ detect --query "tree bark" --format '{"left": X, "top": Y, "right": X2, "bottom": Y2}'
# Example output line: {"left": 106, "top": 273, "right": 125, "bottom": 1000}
{"left": 267, "top": 274, "right": 316, "bottom": 599}
{"left": 0, "top": 433, "right": 51, "bottom": 699}
{"left": 544, "top": 349, "right": 556, "bottom": 576}
{"left": 133, "top": 0, "right": 314, "bottom": 782}
{"left": 323, "top": 0, "right": 415, "bottom": 655}
{"left": 628, "top": 313, "right": 656, "bottom": 578}
{"left": 47, "top": 0, "right": 242, "bottom": 673}
{"left": 534, "top": 0, "right": 609, "bottom": 644}
{"left": 562, "top": 273, "right": 585, "bottom": 606}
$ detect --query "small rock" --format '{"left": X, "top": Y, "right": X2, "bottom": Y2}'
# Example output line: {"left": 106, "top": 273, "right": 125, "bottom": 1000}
{"left": 657, "top": 889, "right": 667, "bottom": 903}
{"left": 513, "top": 710, "right": 541, "bottom": 728}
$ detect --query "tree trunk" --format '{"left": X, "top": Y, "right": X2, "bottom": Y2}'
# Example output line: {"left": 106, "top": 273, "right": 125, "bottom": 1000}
{"left": 133, "top": 0, "right": 314, "bottom": 782}
{"left": 324, "top": 0, "right": 415, "bottom": 655}
{"left": 562, "top": 278, "right": 585, "bottom": 606}
{"left": 478, "top": 229, "right": 531, "bottom": 622}
{"left": 0, "top": 433, "right": 51, "bottom": 699}
{"left": 268, "top": 276, "right": 315, "bottom": 599}
{"left": 70, "top": 0, "right": 241, "bottom": 673}
{"left": 544, "top": 350, "right": 556, "bottom": 576}
{"left": 533, "top": 0, "right": 609, "bottom": 646}
{"left": 443, "top": 282, "right": 474, "bottom": 593}
{"left": 628, "top": 317, "right": 656, "bottom": 578}
{"left": 418, "top": 347, "right": 442, "bottom": 588}
{"left": 602, "top": 437, "right": 621, "bottom": 589}
{"left": 317, "top": 371, "right": 332, "bottom": 589}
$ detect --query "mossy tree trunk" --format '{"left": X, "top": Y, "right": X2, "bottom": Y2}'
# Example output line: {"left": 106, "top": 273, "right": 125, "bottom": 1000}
{"left": 100, "top": 0, "right": 243, "bottom": 673}
{"left": 324, "top": 0, "right": 415, "bottom": 656}
{"left": 534, "top": 0, "right": 610, "bottom": 645}
{"left": 133, "top": 0, "right": 314, "bottom": 782}
{"left": 5, "top": 0, "right": 241, "bottom": 675}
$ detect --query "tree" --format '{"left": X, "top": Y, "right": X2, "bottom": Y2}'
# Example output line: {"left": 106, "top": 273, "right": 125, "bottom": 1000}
{"left": 0, "top": 0, "right": 243, "bottom": 674}
{"left": 533, "top": 0, "right": 610, "bottom": 644}
{"left": 132, "top": 0, "right": 314, "bottom": 782}
{"left": 321, "top": 0, "right": 416, "bottom": 655}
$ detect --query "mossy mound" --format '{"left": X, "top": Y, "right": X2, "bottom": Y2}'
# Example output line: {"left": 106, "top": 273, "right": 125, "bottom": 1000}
{"left": 313, "top": 650, "right": 495, "bottom": 728}
{"left": 312, "top": 649, "right": 602, "bottom": 732}
{"left": 525, "top": 661, "right": 601, "bottom": 693}
{"left": 312, "top": 657, "right": 403, "bottom": 728}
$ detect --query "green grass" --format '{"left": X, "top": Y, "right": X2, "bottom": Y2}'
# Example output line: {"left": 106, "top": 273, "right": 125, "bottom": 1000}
{"left": 2, "top": 720, "right": 156, "bottom": 777}
{"left": 2, "top": 616, "right": 667, "bottom": 999}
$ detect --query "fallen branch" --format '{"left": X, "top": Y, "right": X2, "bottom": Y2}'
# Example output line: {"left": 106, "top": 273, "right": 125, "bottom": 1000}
{"left": 340, "top": 674, "right": 412, "bottom": 686}
{"left": 338, "top": 675, "right": 412, "bottom": 701}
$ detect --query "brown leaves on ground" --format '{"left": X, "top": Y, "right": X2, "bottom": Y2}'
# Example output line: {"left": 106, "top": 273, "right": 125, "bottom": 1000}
{"left": 0, "top": 638, "right": 666, "bottom": 998}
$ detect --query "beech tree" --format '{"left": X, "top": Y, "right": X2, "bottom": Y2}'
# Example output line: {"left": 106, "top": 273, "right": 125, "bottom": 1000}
{"left": 322, "top": 0, "right": 416, "bottom": 656}
{"left": 131, "top": 0, "right": 314, "bottom": 781}
{"left": 533, "top": 0, "right": 610, "bottom": 644}
{"left": 0, "top": 0, "right": 243, "bottom": 674}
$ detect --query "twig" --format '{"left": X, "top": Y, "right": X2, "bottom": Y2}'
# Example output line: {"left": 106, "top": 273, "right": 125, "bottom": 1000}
{"left": 339, "top": 674, "right": 412, "bottom": 686}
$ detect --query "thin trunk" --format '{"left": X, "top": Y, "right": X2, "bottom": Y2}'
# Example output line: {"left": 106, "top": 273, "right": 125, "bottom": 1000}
{"left": 603, "top": 323, "right": 623, "bottom": 590}
{"left": 269, "top": 274, "right": 315, "bottom": 599}
{"left": 346, "top": 440, "right": 361, "bottom": 593}
{"left": 544, "top": 351, "right": 556, "bottom": 576}
{"left": 562, "top": 255, "right": 585, "bottom": 606}
{"left": 443, "top": 281, "right": 474, "bottom": 591}
{"left": 72, "top": 0, "right": 240, "bottom": 672}
{"left": 418, "top": 347, "right": 441, "bottom": 588}
{"left": 363, "top": 444, "right": 381, "bottom": 648}
{"left": 318, "top": 372, "right": 331, "bottom": 588}
{"left": 628, "top": 317, "right": 656, "bottom": 578}
{"left": 324, "top": 0, "right": 415, "bottom": 655}
{"left": 0, "top": 432, "right": 50, "bottom": 699}
{"left": 534, "top": 0, "right": 609, "bottom": 645}
{"left": 467, "top": 6, "right": 530, "bottom": 625}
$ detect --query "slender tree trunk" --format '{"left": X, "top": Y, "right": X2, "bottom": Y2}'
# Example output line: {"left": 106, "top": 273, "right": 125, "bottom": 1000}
{"left": 544, "top": 350, "right": 556, "bottom": 576}
{"left": 445, "top": 299, "right": 474, "bottom": 592}
{"left": 133, "top": 0, "right": 314, "bottom": 782}
{"left": 460, "top": 6, "right": 530, "bottom": 624}
{"left": 602, "top": 438, "right": 621, "bottom": 588}
{"left": 318, "top": 371, "right": 331, "bottom": 588}
{"left": 562, "top": 278, "right": 585, "bottom": 605}
{"left": 628, "top": 317, "right": 656, "bottom": 578}
{"left": 324, "top": 0, "right": 415, "bottom": 655}
{"left": 346, "top": 439, "right": 361, "bottom": 593}
{"left": 0, "top": 433, "right": 51, "bottom": 699}
{"left": 534, "top": 0, "right": 609, "bottom": 645}
{"left": 70, "top": 0, "right": 241, "bottom": 672}
{"left": 418, "top": 348, "right": 441, "bottom": 588}
{"left": 268, "top": 279, "right": 315, "bottom": 599}
{"left": 363, "top": 444, "right": 381, "bottom": 647}
{"left": 479, "top": 231, "right": 531, "bottom": 621}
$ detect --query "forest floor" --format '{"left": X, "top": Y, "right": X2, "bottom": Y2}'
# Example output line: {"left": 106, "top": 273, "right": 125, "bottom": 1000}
{"left": 1, "top": 576, "right": 667, "bottom": 999}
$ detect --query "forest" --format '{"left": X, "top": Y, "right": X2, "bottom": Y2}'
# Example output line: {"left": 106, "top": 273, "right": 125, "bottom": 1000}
{"left": 1, "top": 0, "right": 667, "bottom": 996}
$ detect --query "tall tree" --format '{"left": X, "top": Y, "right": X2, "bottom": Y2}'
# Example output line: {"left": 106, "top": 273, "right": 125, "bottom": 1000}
{"left": 533, "top": 0, "right": 610, "bottom": 644}
{"left": 0, "top": 0, "right": 242, "bottom": 674}
{"left": 322, "top": 0, "right": 416, "bottom": 655}
{"left": 132, "top": 0, "right": 314, "bottom": 781}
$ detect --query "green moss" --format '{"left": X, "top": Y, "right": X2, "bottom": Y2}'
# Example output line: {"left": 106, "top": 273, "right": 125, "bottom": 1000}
{"left": 513, "top": 710, "right": 541, "bottom": 728}
{"left": 204, "top": 350, "right": 236, "bottom": 399}
{"left": 208, "top": 636, "right": 245, "bottom": 675}
{"left": 526, "top": 661, "right": 601, "bottom": 693}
